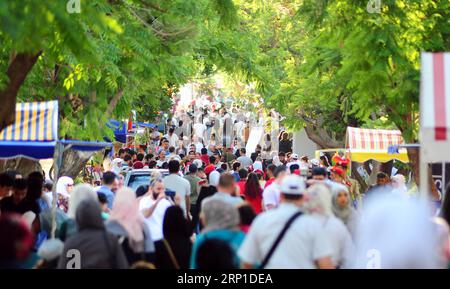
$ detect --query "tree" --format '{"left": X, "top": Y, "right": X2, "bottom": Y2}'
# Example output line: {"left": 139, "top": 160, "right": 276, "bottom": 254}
{"left": 1, "top": 0, "right": 241, "bottom": 177}
{"left": 221, "top": 0, "right": 449, "bottom": 193}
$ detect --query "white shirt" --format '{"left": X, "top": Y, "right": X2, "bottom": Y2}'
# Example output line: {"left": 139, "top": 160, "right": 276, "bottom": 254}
{"left": 238, "top": 203, "right": 333, "bottom": 269}
{"left": 139, "top": 196, "right": 172, "bottom": 241}
{"left": 193, "top": 123, "right": 206, "bottom": 140}
{"left": 163, "top": 174, "right": 191, "bottom": 217}
{"left": 237, "top": 156, "right": 253, "bottom": 168}
{"left": 164, "top": 133, "right": 179, "bottom": 148}
{"left": 263, "top": 182, "right": 281, "bottom": 210}
{"left": 194, "top": 142, "right": 204, "bottom": 153}
{"left": 312, "top": 215, "right": 356, "bottom": 268}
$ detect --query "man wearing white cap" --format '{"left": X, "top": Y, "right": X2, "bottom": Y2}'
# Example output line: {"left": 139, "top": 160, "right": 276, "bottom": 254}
{"left": 286, "top": 153, "right": 302, "bottom": 171}
{"left": 238, "top": 174, "right": 334, "bottom": 269}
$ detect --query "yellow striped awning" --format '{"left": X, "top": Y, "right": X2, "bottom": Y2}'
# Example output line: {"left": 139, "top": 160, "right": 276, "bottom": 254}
{"left": 0, "top": 101, "right": 58, "bottom": 142}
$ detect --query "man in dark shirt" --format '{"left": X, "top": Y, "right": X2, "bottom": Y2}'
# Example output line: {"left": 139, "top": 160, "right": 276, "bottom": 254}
{"left": 0, "top": 178, "right": 28, "bottom": 214}
{"left": 279, "top": 132, "right": 292, "bottom": 153}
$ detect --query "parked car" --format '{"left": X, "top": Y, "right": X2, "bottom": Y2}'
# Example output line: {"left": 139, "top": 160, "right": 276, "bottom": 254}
{"left": 124, "top": 169, "right": 169, "bottom": 191}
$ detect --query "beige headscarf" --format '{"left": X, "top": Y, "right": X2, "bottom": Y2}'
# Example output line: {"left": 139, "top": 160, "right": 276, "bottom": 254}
{"left": 305, "top": 184, "right": 333, "bottom": 217}
{"left": 201, "top": 198, "right": 240, "bottom": 233}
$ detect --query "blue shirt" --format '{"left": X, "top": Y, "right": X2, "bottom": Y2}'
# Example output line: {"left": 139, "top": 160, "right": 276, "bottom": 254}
{"left": 190, "top": 229, "right": 245, "bottom": 269}
{"left": 231, "top": 172, "right": 241, "bottom": 182}
{"left": 97, "top": 185, "right": 115, "bottom": 209}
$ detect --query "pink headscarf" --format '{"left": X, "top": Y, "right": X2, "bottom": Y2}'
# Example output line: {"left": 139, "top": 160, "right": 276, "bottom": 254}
{"left": 109, "top": 187, "right": 144, "bottom": 251}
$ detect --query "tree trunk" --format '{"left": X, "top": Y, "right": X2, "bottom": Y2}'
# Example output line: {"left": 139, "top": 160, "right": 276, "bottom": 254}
{"left": 0, "top": 158, "right": 42, "bottom": 177}
{"left": 57, "top": 149, "right": 96, "bottom": 179}
{"left": 368, "top": 161, "right": 382, "bottom": 185}
{"left": 303, "top": 123, "right": 344, "bottom": 149}
{"left": 0, "top": 52, "right": 42, "bottom": 131}
{"left": 406, "top": 147, "right": 440, "bottom": 200}
{"left": 407, "top": 147, "right": 420, "bottom": 187}
{"left": 351, "top": 162, "right": 368, "bottom": 193}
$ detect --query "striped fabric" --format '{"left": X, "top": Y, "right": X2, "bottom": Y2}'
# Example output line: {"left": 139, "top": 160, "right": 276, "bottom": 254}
{"left": 421, "top": 52, "right": 450, "bottom": 141}
{"left": 346, "top": 127, "right": 404, "bottom": 150}
{"left": 0, "top": 101, "right": 58, "bottom": 142}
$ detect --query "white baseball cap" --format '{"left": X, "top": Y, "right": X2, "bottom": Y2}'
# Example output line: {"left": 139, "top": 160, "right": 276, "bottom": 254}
{"left": 291, "top": 153, "right": 299, "bottom": 160}
{"left": 281, "top": 174, "right": 306, "bottom": 195}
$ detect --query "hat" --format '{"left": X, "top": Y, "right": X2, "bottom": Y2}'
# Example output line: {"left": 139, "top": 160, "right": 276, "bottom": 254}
{"left": 193, "top": 159, "right": 203, "bottom": 168}
{"left": 189, "top": 164, "right": 198, "bottom": 173}
{"left": 311, "top": 159, "right": 320, "bottom": 166}
{"left": 281, "top": 174, "right": 306, "bottom": 195}
{"left": 291, "top": 153, "right": 299, "bottom": 160}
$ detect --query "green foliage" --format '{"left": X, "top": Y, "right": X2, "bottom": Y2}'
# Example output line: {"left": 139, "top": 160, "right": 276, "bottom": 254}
{"left": 2, "top": 0, "right": 450, "bottom": 147}
{"left": 219, "top": 0, "right": 450, "bottom": 144}
{"left": 1, "top": 0, "right": 246, "bottom": 141}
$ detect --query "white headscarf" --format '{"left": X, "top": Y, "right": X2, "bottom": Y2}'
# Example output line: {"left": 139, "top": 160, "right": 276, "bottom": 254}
{"left": 391, "top": 174, "right": 408, "bottom": 196}
{"left": 253, "top": 161, "right": 263, "bottom": 172}
{"left": 209, "top": 171, "right": 220, "bottom": 187}
{"left": 305, "top": 184, "right": 333, "bottom": 217}
{"left": 272, "top": 155, "right": 282, "bottom": 166}
{"left": 67, "top": 184, "right": 97, "bottom": 219}
{"left": 111, "top": 158, "right": 123, "bottom": 175}
{"left": 56, "top": 176, "right": 74, "bottom": 198}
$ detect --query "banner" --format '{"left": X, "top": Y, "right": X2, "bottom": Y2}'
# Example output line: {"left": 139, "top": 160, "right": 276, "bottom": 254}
{"left": 420, "top": 52, "right": 450, "bottom": 162}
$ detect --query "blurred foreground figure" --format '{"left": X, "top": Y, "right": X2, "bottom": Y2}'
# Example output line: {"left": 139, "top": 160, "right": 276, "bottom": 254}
{"left": 0, "top": 213, "right": 34, "bottom": 268}
{"left": 354, "top": 194, "right": 447, "bottom": 269}
{"left": 58, "top": 199, "right": 129, "bottom": 269}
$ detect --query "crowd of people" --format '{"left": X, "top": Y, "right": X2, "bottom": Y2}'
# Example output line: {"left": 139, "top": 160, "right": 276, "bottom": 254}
{"left": 1, "top": 104, "right": 450, "bottom": 269}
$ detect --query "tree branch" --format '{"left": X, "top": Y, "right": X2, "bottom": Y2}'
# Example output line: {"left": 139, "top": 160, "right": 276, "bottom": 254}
{"left": 105, "top": 89, "right": 124, "bottom": 119}
{"left": 303, "top": 122, "right": 344, "bottom": 149}
{"left": 126, "top": 5, "right": 194, "bottom": 38}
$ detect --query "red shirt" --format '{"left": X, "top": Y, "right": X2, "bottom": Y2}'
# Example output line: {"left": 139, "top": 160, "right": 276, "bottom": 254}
{"left": 201, "top": 154, "right": 210, "bottom": 166}
{"left": 244, "top": 188, "right": 263, "bottom": 214}
{"left": 237, "top": 180, "right": 246, "bottom": 196}
{"left": 264, "top": 178, "right": 275, "bottom": 188}
{"left": 204, "top": 164, "right": 216, "bottom": 175}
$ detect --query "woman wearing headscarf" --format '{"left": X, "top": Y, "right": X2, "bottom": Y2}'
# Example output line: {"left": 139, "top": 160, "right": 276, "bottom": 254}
{"left": 190, "top": 198, "right": 245, "bottom": 269}
{"left": 106, "top": 187, "right": 155, "bottom": 266}
{"left": 55, "top": 176, "right": 74, "bottom": 213}
{"left": 58, "top": 184, "right": 97, "bottom": 241}
{"left": 154, "top": 206, "right": 192, "bottom": 269}
{"left": 391, "top": 174, "right": 408, "bottom": 196}
{"left": 58, "top": 198, "right": 129, "bottom": 269}
{"left": 330, "top": 183, "right": 359, "bottom": 239}
{"left": 306, "top": 184, "right": 356, "bottom": 268}
{"left": 111, "top": 158, "right": 123, "bottom": 175}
